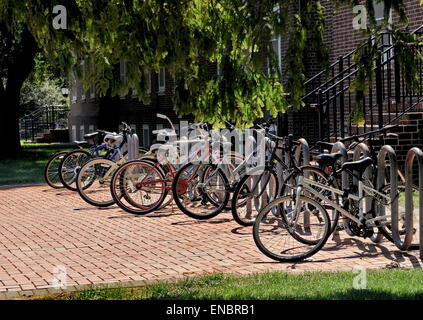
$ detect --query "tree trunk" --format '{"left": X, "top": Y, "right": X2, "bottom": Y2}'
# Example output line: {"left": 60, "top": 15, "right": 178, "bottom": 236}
{"left": 0, "top": 28, "right": 38, "bottom": 158}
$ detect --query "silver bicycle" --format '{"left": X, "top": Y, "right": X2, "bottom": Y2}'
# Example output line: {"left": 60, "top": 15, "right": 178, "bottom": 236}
{"left": 253, "top": 156, "right": 399, "bottom": 262}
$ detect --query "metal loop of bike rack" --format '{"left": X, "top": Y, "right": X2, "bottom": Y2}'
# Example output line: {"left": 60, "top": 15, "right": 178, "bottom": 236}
{"left": 405, "top": 147, "right": 423, "bottom": 255}
{"left": 351, "top": 143, "right": 374, "bottom": 239}
{"left": 328, "top": 142, "right": 348, "bottom": 237}
{"left": 331, "top": 142, "right": 348, "bottom": 190}
{"left": 353, "top": 143, "right": 372, "bottom": 185}
{"left": 126, "top": 133, "right": 140, "bottom": 161}
{"left": 377, "top": 145, "right": 403, "bottom": 249}
{"left": 294, "top": 138, "right": 310, "bottom": 167}
{"left": 293, "top": 138, "right": 312, "bottom": 229}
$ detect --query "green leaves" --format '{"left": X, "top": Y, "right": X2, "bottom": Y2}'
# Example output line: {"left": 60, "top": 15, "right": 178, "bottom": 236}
{"left": 1, "top": 0, "right": 418, "bottom": 129}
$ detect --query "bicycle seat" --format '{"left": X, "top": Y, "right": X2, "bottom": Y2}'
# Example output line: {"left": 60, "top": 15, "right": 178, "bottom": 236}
{"left": 104, "top": 133, "right": 123, "bottom": 148}
{"left": 316, "top": 141, "right": 334, "bottom": 151}
{"left": 340, "top": 157, "right": 373, "bottom": 175}
{"left": 316, "top": 152, "right": 343, "bottom": 167}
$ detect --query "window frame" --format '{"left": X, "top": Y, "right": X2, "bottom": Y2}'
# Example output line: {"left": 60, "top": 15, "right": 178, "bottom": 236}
{"left": 158, "top": 67, "right": 166, "bottom": 94}
{"left": 267, "top": 34, "right": 281, "bottom": 75}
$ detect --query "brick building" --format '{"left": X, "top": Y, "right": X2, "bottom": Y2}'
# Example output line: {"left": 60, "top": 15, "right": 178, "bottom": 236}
{"left": 68, "top": 0, "right": 423, "bottom": 153}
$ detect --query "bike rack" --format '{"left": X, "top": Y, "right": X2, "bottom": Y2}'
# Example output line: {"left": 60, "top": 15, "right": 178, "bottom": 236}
{"left": 294, "top": 138, "right": 310, "bottom": 167}
{"left": 331, "top": 142, "right": 348, "bottom": 190}
{"left": 351, "top": 143, "right": 374, "bottom": 238}
{"left": 405, "top": 147, "right": 423, "bottom": 254}
{"left": 127, "top": 133, "right": 140, "bottom": 160}
{"left": 293, "top": 138, "right": 311, "bottom": 229}
{"left": 377, "top": 145, "right": 403, "bottom": 249}
{"left": 330, "top": 142, "right": 348, "bottom": 237}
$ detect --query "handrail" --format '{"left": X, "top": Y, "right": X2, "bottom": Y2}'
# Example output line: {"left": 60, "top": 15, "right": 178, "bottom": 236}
{"left": 304, "top": 29, "right": 409, "bottom": 100}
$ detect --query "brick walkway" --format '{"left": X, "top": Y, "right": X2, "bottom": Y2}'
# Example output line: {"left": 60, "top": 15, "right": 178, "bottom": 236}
{"left": 0, "top": 185, "right": 421, "bottom": 297}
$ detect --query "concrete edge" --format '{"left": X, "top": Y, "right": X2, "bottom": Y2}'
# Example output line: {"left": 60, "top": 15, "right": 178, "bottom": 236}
{"left": 1, "top": 275, "right": 199, "bottom": 300}
{"left": 0, "top": 183, "right": 46, "bottom": 190}
{"left": 2, "top": 264, "right": 417, "bottom": 300}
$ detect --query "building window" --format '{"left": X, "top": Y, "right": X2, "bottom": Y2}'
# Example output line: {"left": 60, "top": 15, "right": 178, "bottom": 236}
{"left": 89, "top": 124, "right": 94, "bottom": 133}
{"left": 81, "top": 61, "right": 86, "bottom": 101}
{"left": 79, "top": 125, "right": 85, "bottom": 140}
{"left": 142, "top": 124, "right": 150, "bottom": 147}
{"left": 374, "top": 1, "right": 392, "bottom": 26}
{"left": 156, "top": 124, "right": 164, "bottom": 131}
{"left": 71, "top": 125, "right": 77, "bottom": 141}
{"left": 71, "top": 72, "right": 77, "bottom": 103}
{"left": 158, "top": 67, "right": 165, "bottom": 93}
{"left": 120, "top": 60, "right": 128, "bottom": 99}
{"left": 373, "top": 1, "right": 392, "bottom": 66}
{"left": 89, "top": 84, "right": 95, "bottom": 99}
{"left": 267, "top": 35, "right": 281, "bottom": 75}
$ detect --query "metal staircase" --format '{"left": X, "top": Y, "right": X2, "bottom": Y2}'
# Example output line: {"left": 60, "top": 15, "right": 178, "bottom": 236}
{"left": 303, "top": 25, "right": 423, "bottom": 142}
{"left": 19, "top": 105, "right": 69, "bottom": 142}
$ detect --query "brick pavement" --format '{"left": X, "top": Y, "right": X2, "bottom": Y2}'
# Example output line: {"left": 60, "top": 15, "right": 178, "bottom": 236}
{"left": 0, "top": 185, "right": 421, "bottom": 298}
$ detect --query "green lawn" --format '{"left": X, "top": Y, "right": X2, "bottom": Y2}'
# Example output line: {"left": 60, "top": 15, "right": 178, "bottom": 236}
{"left": 0, "top": 142, "right": 74, "bottom": 185}
{"left": 44, "top": 270, "right": 423, "bottom": 300}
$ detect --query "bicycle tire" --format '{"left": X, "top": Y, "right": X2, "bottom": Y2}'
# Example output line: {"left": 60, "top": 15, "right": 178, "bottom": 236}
{"left": 76, "top": 158, "right": 118, "bottom": 207}
{"left": 44, "top": 151, "right": 68, "bottom": 189}
{"left": 253, "top": 195, "right": 331, "bottom": 262}
{"left": 58, "top": 150, "right": 91, "bottom": 191}
{"left": 281, "top": 165, "right": 340, "bottom": 236}
{"left": 372, "top": 183, "right": 419, "bottom": 249}
{"left": 231, "top": 168, "right": 279, "bottom": 226}
{"left": 110, "top": 159, "right": 168, "bottom": 214}
{"left": 172, "top": 162, "right": 230, "bottom": 220}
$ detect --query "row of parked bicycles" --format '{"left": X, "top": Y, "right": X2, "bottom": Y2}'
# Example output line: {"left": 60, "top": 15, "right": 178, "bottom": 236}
{"left": 44, "top": 114, "right": 420, "bottom": 262}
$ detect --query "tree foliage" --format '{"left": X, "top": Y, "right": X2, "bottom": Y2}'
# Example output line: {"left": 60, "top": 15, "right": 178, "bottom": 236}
{"left": 0, "top": 0, "right": 421, "bottom": 129}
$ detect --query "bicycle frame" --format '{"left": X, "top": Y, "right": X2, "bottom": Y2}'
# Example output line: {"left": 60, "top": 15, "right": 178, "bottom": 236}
{"left": 295, "top": 174, "right": 392, "bottom": 228}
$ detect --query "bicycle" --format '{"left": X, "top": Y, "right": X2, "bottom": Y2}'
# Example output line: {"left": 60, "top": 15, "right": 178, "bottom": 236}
{"left": 314, "top": 125, "right": 418, "bottom": 242}
{"left": 75, "top": 125, "right": 136, "bottom": 207}
{"left": 57, "top": 130, "right": 111, "bottom": 191}
{"left": 109, "top": 116, "right": 210, "bottom": 214}
{"left": 253, "top": 153, "right": 401, "bottom": 262}
{"left": 230, "top": 122, "right": 330, "bottom": 227}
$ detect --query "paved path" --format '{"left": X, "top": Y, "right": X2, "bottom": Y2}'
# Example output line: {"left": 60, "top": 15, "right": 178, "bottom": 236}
{"left": 0, "top": 185, "right": 421, "bottom": 297}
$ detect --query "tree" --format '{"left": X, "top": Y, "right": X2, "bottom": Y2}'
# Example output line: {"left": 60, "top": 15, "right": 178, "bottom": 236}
{"left": 0, "top": 0, "right": 420, "bottom": 156}
{"left": 20, "top": 52, "right": 68, "bottom": 117}
{"left": 0, "top": 22, "right": 38, "bottom": 156}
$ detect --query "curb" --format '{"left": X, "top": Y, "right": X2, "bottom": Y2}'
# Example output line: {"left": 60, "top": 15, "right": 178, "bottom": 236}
{"left": 0, "top": 183, "right": 46, "bottom": 190}
{"left": 2, "top": 276, "right": 193, "bottom": 300}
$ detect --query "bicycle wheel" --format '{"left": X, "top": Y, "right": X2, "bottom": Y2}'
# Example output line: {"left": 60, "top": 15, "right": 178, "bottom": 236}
{"left": 44, "top": 151, "right": 68, "bottom": 188}
{"left": 218, "top": 152, "right": 246, "bottom": 210}
{"left": 253, "top": 195, "right": 331, "bottom": 262}
{"left": 372, "top": 183, "right": 419, "bottom": 249}
{"left": 110, "top": 159, "right": 167, "bottom": 214}
{"left": 172, "top": 162, "right": 230, "bottom": 220}
{"left": 281, "top": 166, "right": 340, "bottom": 235}
{"left": 76, "top": 158, "right": 118, "bottom": 207}
{"left": 124, "top": 157, "right": 173, "bottom": 210}
{"left": 58, "top": 150, "right": 91, "bottom": 191}
{"left": 231, "top": 169, "right": 279, "bottom": 226}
